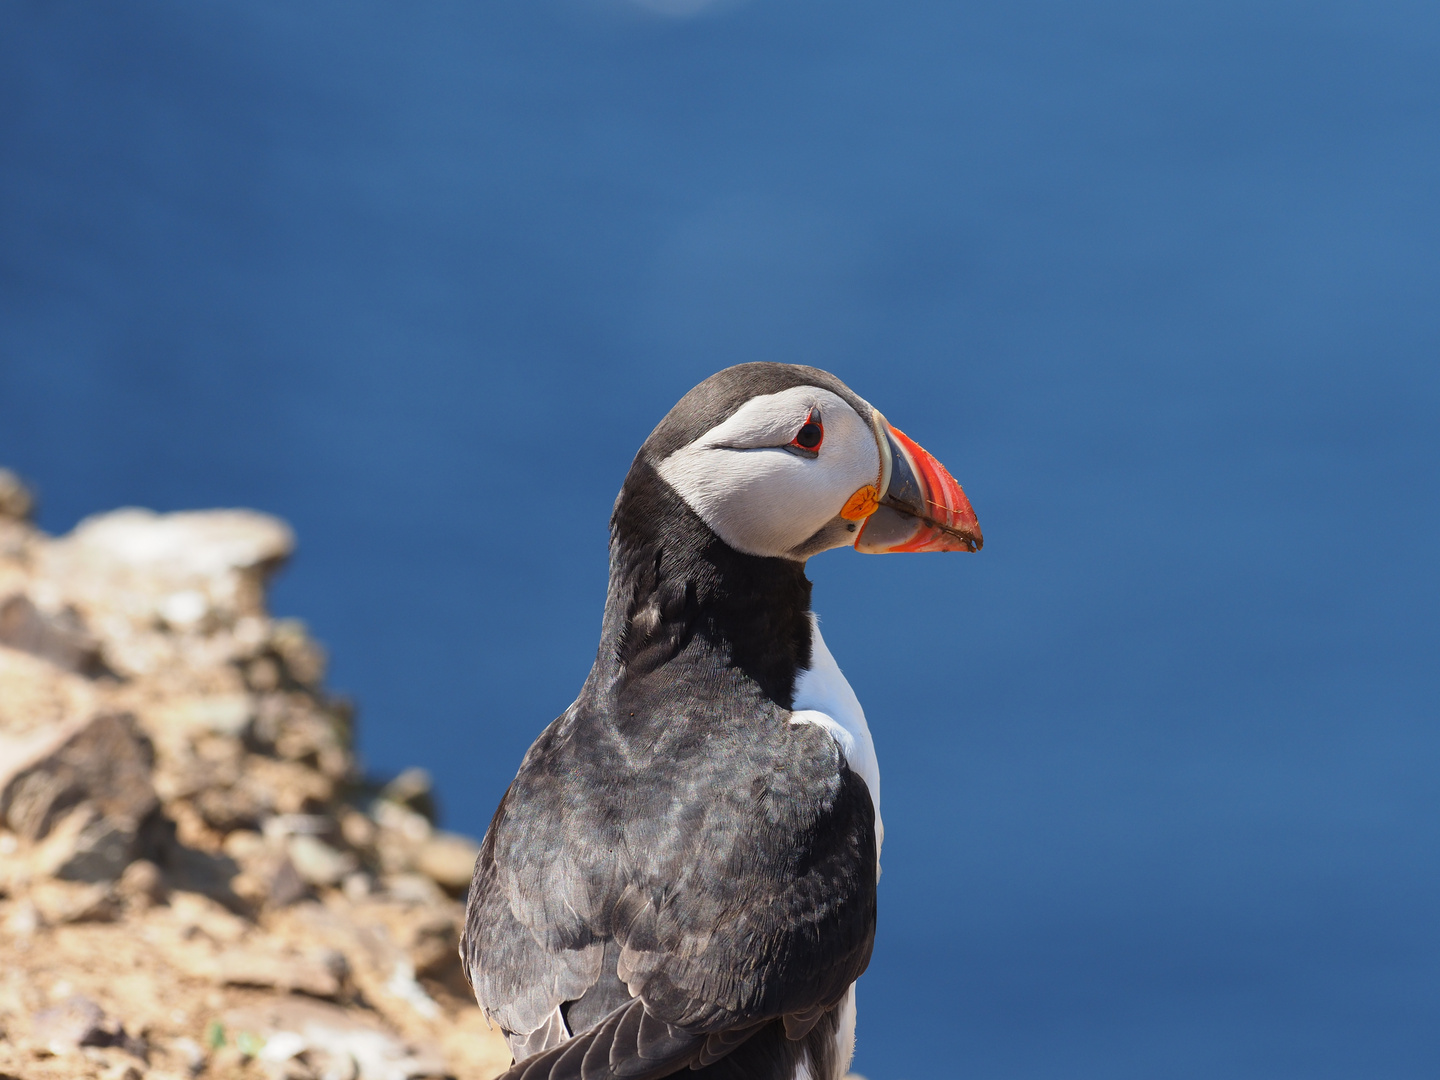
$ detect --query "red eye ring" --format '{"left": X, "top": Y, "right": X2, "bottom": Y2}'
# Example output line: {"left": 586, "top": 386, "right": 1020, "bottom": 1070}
{"left": 791, "top": 411, "right": 824, "bottom": 452}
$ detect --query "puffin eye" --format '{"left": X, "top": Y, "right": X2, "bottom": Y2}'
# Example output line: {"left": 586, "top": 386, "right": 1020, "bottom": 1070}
{"left": 791, "top": 412, "right": 824, "bottom": 453}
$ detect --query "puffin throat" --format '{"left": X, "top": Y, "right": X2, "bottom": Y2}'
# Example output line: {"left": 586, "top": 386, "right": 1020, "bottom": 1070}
{"left": 594, "top": 459, "right": 814, "bottom": 711}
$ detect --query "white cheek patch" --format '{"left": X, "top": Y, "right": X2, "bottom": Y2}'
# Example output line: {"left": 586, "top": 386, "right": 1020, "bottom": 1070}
{"left": 656, "top": 387, "right": 881, "bottom": 559}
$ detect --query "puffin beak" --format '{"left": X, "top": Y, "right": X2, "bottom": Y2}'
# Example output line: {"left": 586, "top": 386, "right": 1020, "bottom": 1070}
{"left": 853, "top": 412, "right": 983, "bottom": 554}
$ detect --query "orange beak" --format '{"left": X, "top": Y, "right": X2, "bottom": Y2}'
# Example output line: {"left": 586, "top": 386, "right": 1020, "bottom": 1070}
{"left": 854, "top": 415, "right": 982, "bottom": 554}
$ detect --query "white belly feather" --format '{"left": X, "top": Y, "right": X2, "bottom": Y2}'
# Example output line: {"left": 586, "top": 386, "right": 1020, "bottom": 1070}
{"left": 789, "top": 614, "right": 883, "bottom": 860}
{"left": 786, "top": 617, "right": 876, "bottom": 1080}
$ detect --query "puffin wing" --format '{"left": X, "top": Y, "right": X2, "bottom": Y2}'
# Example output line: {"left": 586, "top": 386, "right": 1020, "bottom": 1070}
{"left": 462, "top": 718, "right": 878, "bottom": 1078}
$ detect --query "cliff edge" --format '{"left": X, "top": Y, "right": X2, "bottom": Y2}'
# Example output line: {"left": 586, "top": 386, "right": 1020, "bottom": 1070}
{"left": 0, "top": 468, "right": 512, "bottom": 1080}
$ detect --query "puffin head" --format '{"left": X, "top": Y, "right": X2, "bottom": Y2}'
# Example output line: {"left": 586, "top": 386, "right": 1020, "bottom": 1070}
{"left": 639, "top": 363, "right": 981, "bottom": 562}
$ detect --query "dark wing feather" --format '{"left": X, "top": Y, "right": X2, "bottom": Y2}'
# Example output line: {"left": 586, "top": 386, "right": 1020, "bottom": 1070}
{"left": 609, "top": 759, "right": 876, "bottom": 1033}
{"left": 781, "top": 1005, "right": 826, "bottom": 1042}
{"left": 463, "top": 778, "right": 607, "bottom": 1045}
{"left": 500, "top": 998, "right": 702, "bottom": 1080}
{"left": 463, "top": 694, "right": 877, "bottom": 1076}
{"left": 501, "top": 1008, "right": 843, "bottom": 1080}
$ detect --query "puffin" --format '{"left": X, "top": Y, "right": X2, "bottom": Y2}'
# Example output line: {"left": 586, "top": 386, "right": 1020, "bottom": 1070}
{"left": 462, "top": 363, "right": 981, "bottom": 1080}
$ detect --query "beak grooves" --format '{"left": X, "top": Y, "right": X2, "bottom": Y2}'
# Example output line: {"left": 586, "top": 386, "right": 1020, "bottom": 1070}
{"left": 854, "top": 414, "right": 982, "bottom": 554}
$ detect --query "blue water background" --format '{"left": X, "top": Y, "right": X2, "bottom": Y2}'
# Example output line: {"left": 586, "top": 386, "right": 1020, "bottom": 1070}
{"left": 3, "top": 3, "right": 1438, "bottom": 1076}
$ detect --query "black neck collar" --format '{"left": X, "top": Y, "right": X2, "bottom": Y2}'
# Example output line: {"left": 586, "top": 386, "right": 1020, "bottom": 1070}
{"left": 583, "top": 459, "right": 814, "bottom": 713}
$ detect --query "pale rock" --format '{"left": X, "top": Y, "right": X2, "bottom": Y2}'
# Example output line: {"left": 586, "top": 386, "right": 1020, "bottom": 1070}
{"left": 215, "top": 949, "right": 346, "bottom": 1000}
{"left": 151, "top": 693, "right": 255, "bottom": 738}
{"left": 338, "top": 808, "right": 376, "bottom": 851}
{"left": 287, "top": 834, "right": 358, "bottom": 888}
{"left": 169, "top": 1035, "right": 207, "bottom": 1075}
{"left": 383, "top": 960, "right": 440, "bottom": 1020}
{"left": 221, "top": 829, "right": 267, "bottom": 861}
{"left": 168, "top": 890, "right": 250, "bottom": 942}
{"left": 32, "top": 995, "right": 107, "bottom": 1053}
{"left": 227, "top": 998, "right": 447, "bottom": 1080}
{"left": 379, "top": 874, "right": 446, "bottom": 908}
{"left": 29, "top": 995, "right": 145, "bottom": 1058}
{"left": 340, "top": 871, "right": 374, "bottom": 903}
{"left": 377, "top": 769, "right": 435, "bottom": 822}
{"left": 0, "top": 645, "right": 100, "bottom": 740}
{"left": 412, "top": 831, "right": 479, "bottom": 893}
{"left": 371, "top": 801, "right": 430, "bottom": 841}
{"left": 373, "top": 802, "right": 432, "bottom": 876}
{"left": 116, "top": 858, "right": 167, "bottom": 907}
{"left": 58, "top": 508, "right": 293, "bottom": 582}
{"left": 0, "top": 468, "right": 34, "bottom": 520}
{"left": 29, "top": 880, "right": 120, "bottom": 924}
{"left": 159, "top": 589, "right": 209, "bottom": 629}
{"left": 5, "top": 897, "right": 41, "bottom": 937}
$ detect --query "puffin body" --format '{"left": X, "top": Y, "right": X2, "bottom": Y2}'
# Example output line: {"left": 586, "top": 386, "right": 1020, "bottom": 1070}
{"left": 462, "top": 364, "right": 981, "bottom": 1080}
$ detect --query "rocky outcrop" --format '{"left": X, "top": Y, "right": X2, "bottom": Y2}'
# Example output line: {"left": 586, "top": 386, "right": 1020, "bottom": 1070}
{"left": 0, "top": 468, "right": 511, "bottom": 1080}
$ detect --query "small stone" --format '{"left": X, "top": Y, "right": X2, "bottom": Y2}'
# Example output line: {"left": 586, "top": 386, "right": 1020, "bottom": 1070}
{"left": 286, "top": 834, "right": 356, "bottom": 888}
{"left": 226, "top": 995, "right": 456, "bottom": 1080}
{"left": 257, "top": 1030, "right": 307, "bottom": 1064}
{"left": 0, "top": 595, "right": 103, "bottom": 675}
{"left": 117, "top": 859, "right": 167, "bottom": 908}
{"left": 0, "top": 710, "right": 156, "bottom": 881}
{"left": 103, "top": 1063, "right": 142, "bottom": 1080}
{"left": 412, "top": 832, "right": 479, "bottom": 893}
{"left": 168, "top": 891, "right": 249, "bottom": 943}
{"left": 314, "top": 1048, "right": 358, "bottom": 1080}
{"left": 209, "top": 1046, "right": 249, "bottom": 1073}
{"left": 340, "top": 872, "right": 373, "bottom": 904}
{"left": 214, "top": 949, "right": 344, "bottom": 1000}
{"left": 380, "top": 874, "right": 445, "bottom": 908}
{"left": 245, "top": 655, "right": 281, "bottom": 692}
{"left": 193, "top": 782, "right": 266, "bottom": 832}
{"left": 406, "top": 916, "right": 466, "bottom": 991}
{"left": 34, "top": 805, "right": 138, "bottom": 884}
{"left": 269, "top": 620, "right": 326, "bottom": 688}
{"left": 154, "top": 694, "right": 254, "bottom": 738}
{"left": 264, "top": 814, "right": 333, "bottom": 839}
{"left": 377, "top": 769, "right": 436, "bottom": 823}
{"left": 6, "top": 897, "right": 40, "bottom": 936}
{"left": 371, "top": 800, "right": 430, "bottom": 842}
{"left": 32, "top": 995, "right": 105, "bottom": 1053}
{"left": 30, "top": 879, "right": 119, "bottom": 924}
{"left": 268, "top": 855, "right": 312, "bottom": 908}
{"left": 170, "top": 1035, "right": 206, "bottom": 1076}
{"left": 384, "top": 960, "right": 440, "bottom": 1020}
{"left": 337, "top": 810, "right": 375, "bottom": 851}
{"left": 0, "top": 469, "right": 34, "bottom": 520}
{"left": 158, "top": 589, "right": 209, "bottom": 629}
{"left": 221, "top": 829, "right": 266, "bottom": 861}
